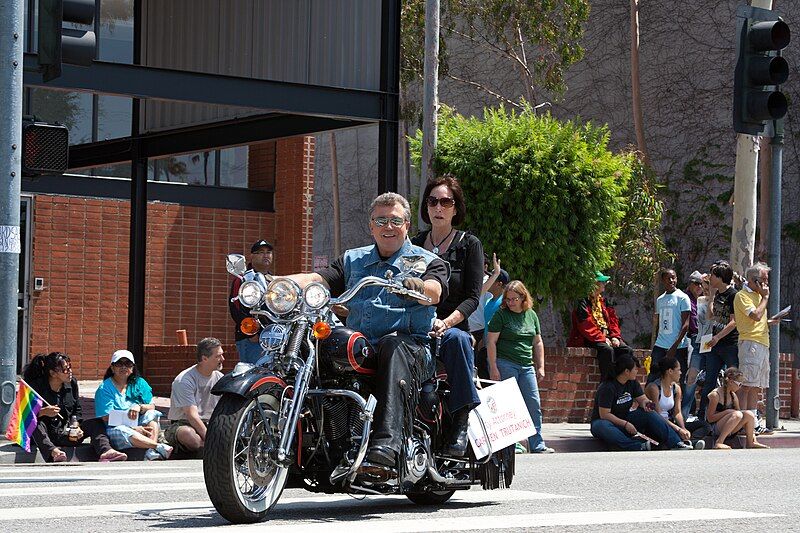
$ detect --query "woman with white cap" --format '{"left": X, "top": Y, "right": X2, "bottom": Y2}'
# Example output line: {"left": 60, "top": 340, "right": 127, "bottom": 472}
{"left": 94, "top": 350, "right": 172, "bottom": 460}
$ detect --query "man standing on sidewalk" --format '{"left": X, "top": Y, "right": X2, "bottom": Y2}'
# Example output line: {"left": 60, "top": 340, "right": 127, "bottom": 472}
{"left": 734, "top": 262, "right": 773, "bottom": 430}
{"left": 649, "top": 268, "right": 691, "bottom": 386}
{"left": 229, "top": 240, "right": 274, "bottom": 363}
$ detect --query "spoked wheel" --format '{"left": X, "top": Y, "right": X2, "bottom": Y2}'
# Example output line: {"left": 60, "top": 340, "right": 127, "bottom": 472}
{"left": 203, "top": 392, "right": 289, "bottom": 524}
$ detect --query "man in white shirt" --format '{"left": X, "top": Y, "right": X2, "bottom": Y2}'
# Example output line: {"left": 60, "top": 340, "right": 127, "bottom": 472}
{"left": 164, "top": 337, "right": 225, "bottom": 455}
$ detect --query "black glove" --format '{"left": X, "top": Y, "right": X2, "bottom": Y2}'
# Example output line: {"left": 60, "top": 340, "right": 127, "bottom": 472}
{"left": 401, "top": 277, "right": 425, "bottom": 300}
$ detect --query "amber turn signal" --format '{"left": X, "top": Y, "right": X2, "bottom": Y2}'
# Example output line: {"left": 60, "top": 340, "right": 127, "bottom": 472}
{"left": 240, "top": 317, "right": 261, "bottom": 336}
{"left": 312, "top": 321, "right": 332, "bottom": 339}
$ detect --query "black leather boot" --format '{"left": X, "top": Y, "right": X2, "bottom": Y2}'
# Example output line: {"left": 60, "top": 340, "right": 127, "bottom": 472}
{"left": 444, "top": 407, "right": 471, "bottom": 456}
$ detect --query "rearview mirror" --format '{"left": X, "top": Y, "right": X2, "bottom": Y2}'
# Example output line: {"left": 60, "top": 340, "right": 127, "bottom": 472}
{"left": 226, "top": 254, "right": 247, "bottom": 277}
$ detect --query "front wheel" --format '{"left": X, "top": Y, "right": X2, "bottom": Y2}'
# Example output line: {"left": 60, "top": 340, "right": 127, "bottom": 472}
{"left": 406, "top": 490, "right": 456, "bottom": 505}
{"left": 203, "top": 392, "right": 288, "bottom": 524}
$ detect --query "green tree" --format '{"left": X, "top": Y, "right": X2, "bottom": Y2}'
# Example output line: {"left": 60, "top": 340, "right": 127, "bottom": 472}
{"left": 411, "top": 105, "right": 669, "bottom": 306}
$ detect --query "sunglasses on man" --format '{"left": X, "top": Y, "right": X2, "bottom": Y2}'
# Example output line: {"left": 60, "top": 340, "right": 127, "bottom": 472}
{"left": 371, "top": 216, "right": 406, "bottom": 228}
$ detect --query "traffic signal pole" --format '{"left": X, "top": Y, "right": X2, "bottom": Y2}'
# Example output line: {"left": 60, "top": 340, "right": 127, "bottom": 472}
{"left": 767, "top": 117, "right": 783, "bottom": 428}
{"left": 0, "top": 0, "right": 24, "bottom": 430}
{"left": 730, "top": 0, "right": 772, "bottom": 276}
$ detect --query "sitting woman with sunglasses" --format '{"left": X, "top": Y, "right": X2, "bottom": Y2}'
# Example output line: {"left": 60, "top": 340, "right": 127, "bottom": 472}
{"left": 706, "top": 367, "right": 768, "bottom": 449}
{"left": 95, "top": 350, "right": 173, "bottom": 460}
{"left": 23, "top": 352, "right": 127, "bottom": 462}
{"left": 411, "top": 176, "right": 483, "bottom": 456}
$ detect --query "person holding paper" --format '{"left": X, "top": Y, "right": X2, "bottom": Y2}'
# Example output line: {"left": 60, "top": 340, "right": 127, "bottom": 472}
{"left": 698, "top": 261, "right": 739, "bottom": 421}
{"left": 733, "top": 262, "right": 776, "bottom": 416}
{"left": 23, "top": 352, "right": 126, "bottom": 462}
{"left": 95, "top": 350, "right": 172, "bottom": 460}
{"left": 486, "top": 280, "right": 554, "bottom": 453}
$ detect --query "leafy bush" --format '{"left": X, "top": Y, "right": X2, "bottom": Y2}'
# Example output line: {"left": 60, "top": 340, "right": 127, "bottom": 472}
{"left": 411, "top": 105, "right": 644, "bottom": 306}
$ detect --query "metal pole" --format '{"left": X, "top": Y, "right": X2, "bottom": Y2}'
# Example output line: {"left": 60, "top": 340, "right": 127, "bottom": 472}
{"left": 378, "top": 0, "right": 400, "bottom": 194}
{"left": 0, "top": 0, "right": 24, "bottom": 429}
{"left": 766, "top": 117, "right": 783, "bottom": 429}
{"left": 418, "top": 0, "right": 439, "bottom": 224}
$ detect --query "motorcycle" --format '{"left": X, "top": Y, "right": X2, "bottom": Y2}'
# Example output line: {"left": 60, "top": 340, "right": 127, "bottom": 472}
{"left": 203, "top": 253, "right": 515, "bottom": 524}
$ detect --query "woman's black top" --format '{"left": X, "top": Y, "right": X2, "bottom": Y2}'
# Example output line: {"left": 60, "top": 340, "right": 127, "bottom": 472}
{"left": 29, "top": 377, "right": 82, "bottom": 436}
{"left": 411, "top": 230, "right": 484, "bottom": 331}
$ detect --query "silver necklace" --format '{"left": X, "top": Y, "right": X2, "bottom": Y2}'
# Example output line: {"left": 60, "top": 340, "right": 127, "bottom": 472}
{"left": 430, "top": 228, "right": 455, "bottom": 254}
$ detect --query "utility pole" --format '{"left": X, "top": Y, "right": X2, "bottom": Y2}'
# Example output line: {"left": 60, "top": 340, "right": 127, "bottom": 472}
{"left": 766, "top": 117, "right": 783, "bottom": 429}
{"left": 0, "top": 0, "right": 24, "bottom": 430}
{"left": 730, "top": 0, "right": 773, "bottom": 274}
{"left": 419, "top": 0, "right": 439, "bottom": 226}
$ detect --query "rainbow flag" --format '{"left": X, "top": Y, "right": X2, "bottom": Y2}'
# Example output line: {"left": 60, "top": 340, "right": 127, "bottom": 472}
{"left": 4, "top": 380, "right": 44, "bottom": 453}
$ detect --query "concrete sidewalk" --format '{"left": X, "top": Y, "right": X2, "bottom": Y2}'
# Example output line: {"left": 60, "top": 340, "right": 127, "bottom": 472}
{"left": 3, "top": 380, "right": 800, "bottom": 463}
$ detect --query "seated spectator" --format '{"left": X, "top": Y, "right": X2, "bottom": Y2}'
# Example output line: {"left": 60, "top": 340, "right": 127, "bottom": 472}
{"left": 706, "top": 367, "right": 768, "bottom": 450}
{"left": 163, "top": 338, "right": 225, "bottom": 455}
{"left": 590, "top": 354, "right": 692, "bottom": 451}
{"left": 24, "top": 352, "right": 126, "bottom": 462}
{"left": 644, "top": 357, "right": 706, "bottom": 450}
{"left": 95, "top": 350, "right": 172, "bottom": 460}
{"left": 567, "top": 272, "right": 633, "bottom": 380}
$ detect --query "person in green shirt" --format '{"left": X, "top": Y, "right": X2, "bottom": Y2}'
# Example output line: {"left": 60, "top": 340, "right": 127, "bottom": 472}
{"left": 486, "top": 280, "right": 554, "bottom": 453}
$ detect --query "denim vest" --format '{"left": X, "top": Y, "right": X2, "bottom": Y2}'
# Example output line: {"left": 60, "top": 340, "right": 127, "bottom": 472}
{"left": 342, "top": 239, "right": 440, "bottom": 346}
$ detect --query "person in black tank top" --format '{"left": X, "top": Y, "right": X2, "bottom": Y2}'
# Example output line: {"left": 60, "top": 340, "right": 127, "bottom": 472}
{"left": 706, "top": 367, "right": 767, "bottom": 449}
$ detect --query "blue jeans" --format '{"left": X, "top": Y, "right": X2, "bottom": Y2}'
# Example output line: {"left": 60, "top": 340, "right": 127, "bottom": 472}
{"left": 698, "top": 343, "right": 739, "bottom": 420}
{"left": 590, "top": 409, "right": 682, "bottom": 451}
{"left": 439, "top": 328, "right": 481, "bottom": 413}
{"left": 236, "top": 337, "right": 263, "bottom": 364}
{"left": 495, "top": 357, "right": 546, "bottom": 451}
{"left": 681, "top": 340, "right": 705, "bottom": 419}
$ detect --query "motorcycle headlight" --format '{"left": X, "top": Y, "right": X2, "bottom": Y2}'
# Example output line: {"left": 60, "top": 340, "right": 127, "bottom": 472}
{"left": 265, "top": 278, "right": 300, "bottom": 315}
{"left": 303, "top": 282, "right": 330, "bottom": 310}
{"left": 238, "top": 280, "right": 265, "bottom": 307}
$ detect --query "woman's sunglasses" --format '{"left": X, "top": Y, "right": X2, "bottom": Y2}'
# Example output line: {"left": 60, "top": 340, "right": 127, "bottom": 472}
{"left": 113, "top": 361, "right": 134, "bottom": 368}
{"left": 426, "top": 196, "right": 455, "bottom": 208}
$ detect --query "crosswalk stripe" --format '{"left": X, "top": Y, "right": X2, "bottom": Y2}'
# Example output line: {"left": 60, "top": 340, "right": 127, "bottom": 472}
{"left": 0, "top": 471, "right": 204, "bottom": 483}
{"left": 0, "top": 490, "right": 568, "bottom": 521}
{"left": 125, "top": 508, "right": 782, "bottom": 533}
{"left": 0, "top": 482, "right": 207, "bottom": 497}
{"left": 0, "top": 464, "right": 199, "bottom": 475}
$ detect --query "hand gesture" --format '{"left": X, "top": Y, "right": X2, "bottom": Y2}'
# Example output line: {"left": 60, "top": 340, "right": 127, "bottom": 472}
{"left": 757, "top": 281, "right": 770, "bottom": 299}
{"left": 68, "top": 428, "right": 85, "bottom": 442}
{"left": 401, "top": 277, "right": 425, "bottom": 300}
{"left": 678, "top": 428, "right": 691, "bottom": 441}
{"left": 489, "top": 366, "right": 501, "bottom": 382}
{"left": 537, "top": 366, "right": 545, "bottom": 380}
{"left": 707, "top": 335, "right": 719, "bottom": 349}
{"left": 625, "top": 422, "right": 637, "bottom": 435}
{"left": 610, "top": 337, "right": 621, "bottom": 348}
{"left": 492, "top": 253, "right": 500, "bottom": 274}
{"left": 40, "top": 405, "right": 60, "bottom": 418}
{"left": 430, "top": 318, "right": 448, "bottom": 338}
{"left": 666, "top": 346, "right": 677, "bottom": 359}
{"left": 127, "top": 405, "right": 141, "bottom": 420}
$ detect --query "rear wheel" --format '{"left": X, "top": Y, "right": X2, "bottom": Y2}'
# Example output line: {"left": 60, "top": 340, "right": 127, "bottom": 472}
{"left": 406, "top": 490, "right": 456, "bottom": 505}
{"left": 203, "top": 391, "right": 288, "bottom": 524}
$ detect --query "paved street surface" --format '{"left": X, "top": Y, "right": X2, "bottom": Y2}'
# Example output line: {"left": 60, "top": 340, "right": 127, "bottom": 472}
{"left": 0, "top": 449, "right": 796, "bottom": 532}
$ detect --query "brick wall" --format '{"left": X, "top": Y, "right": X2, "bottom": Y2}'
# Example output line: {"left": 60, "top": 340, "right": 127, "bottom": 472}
{"left": 539, "top": 347, "right": 797, "bottom": 422}
{"left": 27, "top": 136, "right": 314, "bottom": 380}
{"left": 146, "top": 344, "right": 238, "bottom": 396}
{"left": 145, "top": 344, "right": 798, "bottom": 422}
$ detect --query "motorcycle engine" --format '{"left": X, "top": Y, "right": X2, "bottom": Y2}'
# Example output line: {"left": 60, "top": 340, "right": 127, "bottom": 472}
{"left": 403, "top": 436, "right": 428, "bottom": 485}
{"left": 322, "top": 397, "right": 364, "bottom": 459}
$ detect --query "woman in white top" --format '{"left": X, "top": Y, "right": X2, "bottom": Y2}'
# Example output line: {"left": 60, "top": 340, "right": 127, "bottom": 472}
{"left": 645, "top": 357, "right": 705, "bottom": 449}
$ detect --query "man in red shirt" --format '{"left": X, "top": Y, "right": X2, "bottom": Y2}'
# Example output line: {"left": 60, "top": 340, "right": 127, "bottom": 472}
{"left": 568, "top": 272, "right": 633, "bottom": 380}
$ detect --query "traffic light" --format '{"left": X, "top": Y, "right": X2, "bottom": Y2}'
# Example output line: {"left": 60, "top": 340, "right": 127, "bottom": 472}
{"left": 38, "top": 0, "right": 97, "bottom": 82}
{"left": 21, "top": 119, "right": 70, "bottom": 176}
{"left": 733, "top": 5, "right": 790, "bottom": 135}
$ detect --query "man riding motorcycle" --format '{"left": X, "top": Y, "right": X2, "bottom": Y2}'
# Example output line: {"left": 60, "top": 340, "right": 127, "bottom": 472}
{"left": 288, "top": 192, "right": 449, "bottom": 471}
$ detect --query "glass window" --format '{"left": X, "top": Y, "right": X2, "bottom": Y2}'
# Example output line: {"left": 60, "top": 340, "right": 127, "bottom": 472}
{"left": 219, "top": 146, "right": 248, "bottom": 188}
{"left": 150, "top": 152, "right": 217, "bottom": 185}
{"left": 91, "top": 162, "right": 131, "bottom": 179}
{"left": 29, "top": 89, "right": 92, "bottom": 145}
{"left": 97, "top": 95, "right": 132, "bottom": 140}
{"left": 99, "top": 0, "right": 134, "bottom": 63}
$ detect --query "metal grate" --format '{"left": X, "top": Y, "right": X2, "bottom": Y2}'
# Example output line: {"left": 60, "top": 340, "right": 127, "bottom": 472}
{"left": 22, "top": 122, "right": 69, "bottom": 175}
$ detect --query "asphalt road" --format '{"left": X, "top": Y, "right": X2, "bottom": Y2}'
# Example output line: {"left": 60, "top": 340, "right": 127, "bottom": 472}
{"left": 0, "top": 449, "right": 796, "bottom": 532}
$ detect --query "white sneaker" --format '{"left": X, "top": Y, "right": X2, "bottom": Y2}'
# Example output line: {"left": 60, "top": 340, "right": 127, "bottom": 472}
{"left": 693, "top": 439, "right": 706, "bottom": 450}
{"left": 144, "top": 449, "right": 162, "bottom": 461}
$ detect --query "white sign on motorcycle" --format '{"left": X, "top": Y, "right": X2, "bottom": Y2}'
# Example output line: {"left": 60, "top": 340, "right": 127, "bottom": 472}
{"left": 467, "top": 378, "right": 536, "bottom": 459}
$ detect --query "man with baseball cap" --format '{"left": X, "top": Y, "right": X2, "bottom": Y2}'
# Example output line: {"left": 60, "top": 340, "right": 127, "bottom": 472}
{"left": 567, "top": 271, "right": 632, "bottom": 380}
{"left": 229, "top": 239, "right": 274, "bottom": 363}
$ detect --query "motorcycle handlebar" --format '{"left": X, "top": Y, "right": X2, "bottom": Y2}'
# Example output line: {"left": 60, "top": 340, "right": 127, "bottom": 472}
{"left": 330, "top": 276, "right": 432, "bottom": 306}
